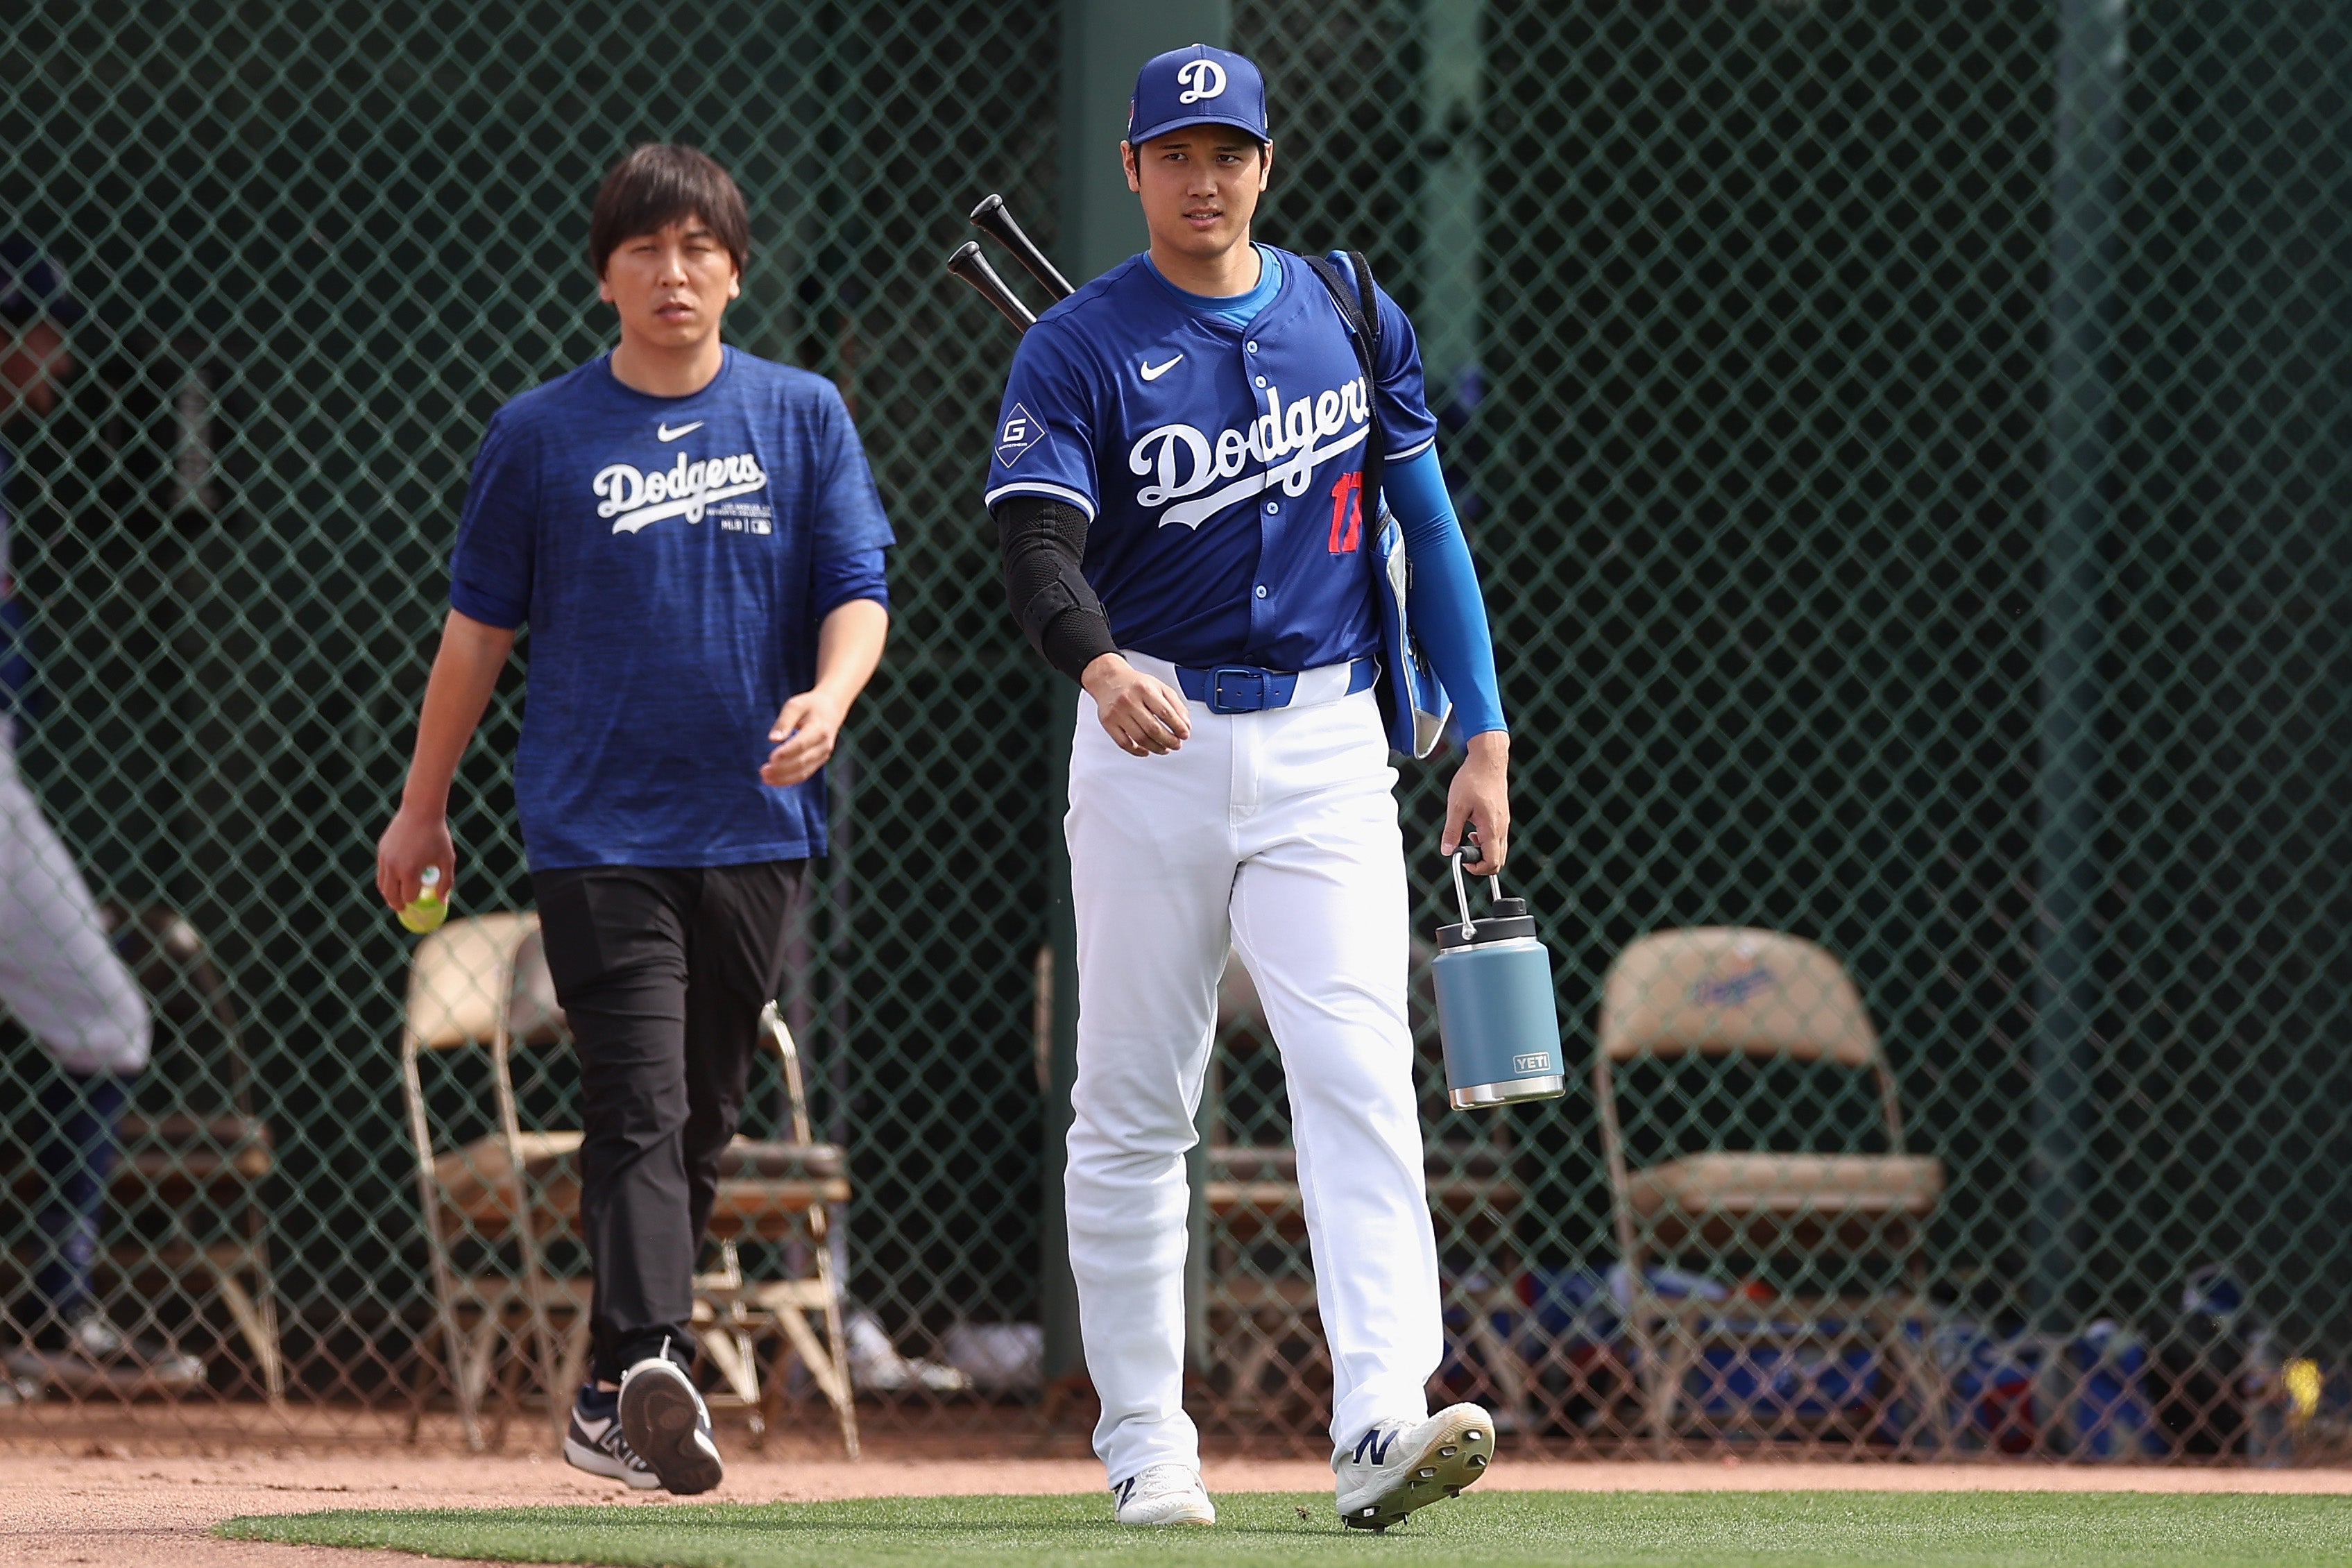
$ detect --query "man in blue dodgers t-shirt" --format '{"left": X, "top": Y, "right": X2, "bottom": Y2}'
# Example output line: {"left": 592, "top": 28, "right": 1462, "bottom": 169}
{"left": 374, "top": 146, "right": 892, "bottom": 1495}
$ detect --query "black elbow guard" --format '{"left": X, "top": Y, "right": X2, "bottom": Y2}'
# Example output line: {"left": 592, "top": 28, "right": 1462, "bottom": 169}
{"left": 994, "top": 497, "right": 1118, "bottom": 682}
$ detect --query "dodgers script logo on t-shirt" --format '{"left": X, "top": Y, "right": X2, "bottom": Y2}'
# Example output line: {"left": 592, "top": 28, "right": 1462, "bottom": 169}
{"left": 593, "top": 450, "right": 773, "bottom": 534}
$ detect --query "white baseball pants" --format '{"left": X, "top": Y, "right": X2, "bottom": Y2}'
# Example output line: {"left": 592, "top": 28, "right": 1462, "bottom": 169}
{"left": 0, "top": 743, "right": 149, "bottom": 1075}
{"left": 1063, "top": 667, "right": 1439, "bottom": 1485}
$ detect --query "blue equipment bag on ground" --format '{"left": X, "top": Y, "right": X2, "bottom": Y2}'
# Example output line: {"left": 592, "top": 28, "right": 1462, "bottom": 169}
{"left": 1304, "top": 250, "right": 1451, "bottom": 758}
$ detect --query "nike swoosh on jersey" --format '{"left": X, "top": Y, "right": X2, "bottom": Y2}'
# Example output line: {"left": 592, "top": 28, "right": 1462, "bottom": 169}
{"left": 656, "top": 420, "right": 705, "bottom": 441}
{"left": 1139, "top": 355, "right": 1184, "bottom": 382}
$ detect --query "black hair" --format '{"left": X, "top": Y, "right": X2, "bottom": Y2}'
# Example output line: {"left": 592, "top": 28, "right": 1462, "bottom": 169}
{"left": 588, "top": 144, "right": 751, "bottom": 278}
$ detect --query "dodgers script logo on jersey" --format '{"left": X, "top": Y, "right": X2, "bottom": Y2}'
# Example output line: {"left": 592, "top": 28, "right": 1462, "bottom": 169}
{"left": 1130, "top": 374, "right": 1372, "bottom": 529}
{"left": 593, "top": 448, "right": 773, "bottom": 536}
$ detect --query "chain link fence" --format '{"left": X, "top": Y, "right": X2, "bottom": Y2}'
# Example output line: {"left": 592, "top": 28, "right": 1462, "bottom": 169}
{"left": 1, "top": 1, "right": 2346, "bottom": 1461}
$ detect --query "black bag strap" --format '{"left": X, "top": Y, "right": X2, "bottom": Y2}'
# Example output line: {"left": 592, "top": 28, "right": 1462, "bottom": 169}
{"left": 1303, "top": 249, "right": 1386, "bottom": 530}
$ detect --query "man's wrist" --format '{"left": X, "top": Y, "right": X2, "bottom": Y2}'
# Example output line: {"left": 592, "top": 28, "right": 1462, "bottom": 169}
{"left": 802, "top": 683, "right": 856, "bottom": 712}
{"left": 1080, "top": 651, "right": 1131, "bottom": 697}
{"left": 1464, "top": 728, "right": 1510, "bottom": 762}
{"left": 397, "top": 787, "right": 450, "bottom": 819}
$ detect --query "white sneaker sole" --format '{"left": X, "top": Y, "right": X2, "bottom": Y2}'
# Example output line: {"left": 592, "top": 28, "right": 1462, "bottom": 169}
{"left": 561, "top": 1433, "right": 661, "bottom": 1490}
{"left": 618, "top": 1363, "right": 724, "bottom": 1495}
{"left": 1116, "top": 1500, "right": 1216, "bottom": 1526}
{"left": 1337, "top": 1404, "right": 1494, "bottom": 1531}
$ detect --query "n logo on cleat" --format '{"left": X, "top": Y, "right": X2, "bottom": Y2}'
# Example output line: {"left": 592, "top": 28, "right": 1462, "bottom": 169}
{"left": 1353, "top": 1428, "right": 1399, "bottom": 1465}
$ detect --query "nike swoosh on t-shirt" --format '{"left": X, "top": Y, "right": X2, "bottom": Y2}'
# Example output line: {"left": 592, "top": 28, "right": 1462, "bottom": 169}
{"left": 657, "top": 420, "right": 705, "bottom": 441}
{"left": 1139, "top": 355, "right": 1183, "bottom": 382}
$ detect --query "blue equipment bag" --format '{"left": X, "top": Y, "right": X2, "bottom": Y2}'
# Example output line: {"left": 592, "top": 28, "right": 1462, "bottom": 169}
{"left": 1304, "top": 250, "right": 1452, "bottom": 758}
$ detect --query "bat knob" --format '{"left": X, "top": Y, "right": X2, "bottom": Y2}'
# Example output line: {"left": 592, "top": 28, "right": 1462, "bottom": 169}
{"left": 969, "top": 193, "right": 1005, "bottom": 224}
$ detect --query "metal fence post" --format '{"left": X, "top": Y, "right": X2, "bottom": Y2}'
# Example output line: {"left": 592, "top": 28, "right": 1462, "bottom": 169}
{"left": 1415, "top": 0, "right": 1484, "bottom": 424}
{"left": 2031, "top": 0, "right": 2128, "bottom": 1335}
{"left": 1043, "top": 0, "right": 1233, "bottom": 1399}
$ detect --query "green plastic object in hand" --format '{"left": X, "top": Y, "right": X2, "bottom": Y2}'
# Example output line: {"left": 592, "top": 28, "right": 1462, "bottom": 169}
{"left": 399, "top": 864, "right": 448, "bottom": 935}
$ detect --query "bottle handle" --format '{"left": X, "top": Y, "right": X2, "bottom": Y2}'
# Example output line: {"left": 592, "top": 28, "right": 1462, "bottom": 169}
{"left": 1449, "top": 836, "right": 1506, "bottom": 941}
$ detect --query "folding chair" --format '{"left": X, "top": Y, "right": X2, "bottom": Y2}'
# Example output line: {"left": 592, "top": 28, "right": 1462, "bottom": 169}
{"left": 399, "top": 912, "right": 857, "bottom": 1455}
{"left": 1594, "top": 927, "right": 1950, "bottom": 1454}
{"left": 6, "top": 904, "right": 284, "bottom": 1402}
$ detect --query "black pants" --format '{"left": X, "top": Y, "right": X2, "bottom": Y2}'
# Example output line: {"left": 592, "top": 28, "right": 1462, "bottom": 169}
{"left": 533, "top": 860, "right": 804, "bottom": 1384}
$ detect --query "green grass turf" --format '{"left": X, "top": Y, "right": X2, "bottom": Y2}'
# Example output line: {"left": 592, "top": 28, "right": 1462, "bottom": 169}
{"left": 215, "top": 1490, "right": 2352, "bottom": 1567}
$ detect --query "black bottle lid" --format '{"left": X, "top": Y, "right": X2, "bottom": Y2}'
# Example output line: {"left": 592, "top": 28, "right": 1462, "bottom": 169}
{"left": 1436, "top": 897, "right": 1537, "bottom": 951}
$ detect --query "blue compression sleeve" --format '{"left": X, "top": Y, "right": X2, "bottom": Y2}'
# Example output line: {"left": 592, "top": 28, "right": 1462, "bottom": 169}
{"left": 1384, "top": 447, "right": 1507, "bottom": 738}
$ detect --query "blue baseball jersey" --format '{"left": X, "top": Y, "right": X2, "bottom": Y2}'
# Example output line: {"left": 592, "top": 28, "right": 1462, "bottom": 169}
{"left": 450, "top": 347, "right": 894, "bottom": 871}
{"left": 985, "top": 248, "right": 1438, "bottom": 672}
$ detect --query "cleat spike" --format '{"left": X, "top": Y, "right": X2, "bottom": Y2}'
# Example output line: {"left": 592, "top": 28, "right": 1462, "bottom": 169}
{"left": 1467, "top": 1453, "right": 1489, "bottom": 1467}
{"left": 1418, "top": 1467, "right": 1437, "bottom": 1478}
{"left": 1466, "top": 1430, "right": 1485, "bottom": 1441}
{"left": 1439, "top": 1445, "right": 1458, "bottom": 1457}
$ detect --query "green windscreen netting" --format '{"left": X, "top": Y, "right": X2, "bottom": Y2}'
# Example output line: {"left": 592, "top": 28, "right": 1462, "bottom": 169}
{"left": 0, "top": 0, "right": 2345, "bottom": 1460}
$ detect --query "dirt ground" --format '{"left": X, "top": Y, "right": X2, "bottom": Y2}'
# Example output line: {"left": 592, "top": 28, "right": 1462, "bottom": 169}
{"left": 6, "top": 1436, "right": 2351, "bottom": 1568}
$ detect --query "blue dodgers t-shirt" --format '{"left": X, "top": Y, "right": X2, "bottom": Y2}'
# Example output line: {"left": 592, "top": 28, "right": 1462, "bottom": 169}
{"left": 450, "top": 348, "right": 893, "bottom": 870}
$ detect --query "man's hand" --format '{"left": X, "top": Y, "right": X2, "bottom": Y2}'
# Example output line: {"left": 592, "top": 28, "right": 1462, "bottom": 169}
{"left": 373, "top": 608, "right": 512, "bottom": 914}
{"left": 1082, "top": 653, "right": 1191, "bottom": 756}
{"left": 376, "top": 806, "right": 456, "bottom": 912}
{"left": 761, "top": 597, "right": 889, "bottom": 788}
{"left": 762, "top": 688, "right": 849, "bottom": 786}
{"left": 1442, "top": 730, "right": 1511, "bottom": 875}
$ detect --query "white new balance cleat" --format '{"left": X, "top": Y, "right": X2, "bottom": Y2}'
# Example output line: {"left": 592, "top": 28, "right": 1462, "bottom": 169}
{"left": 617, "top": 1354, "right": 724, "bottom": 1495}
{"left": 1332, "top": 1403, "right": 1494, "bottom": 1532}
{"left": 1111, "top": 1463, "right": 1217, "bottom": 1526}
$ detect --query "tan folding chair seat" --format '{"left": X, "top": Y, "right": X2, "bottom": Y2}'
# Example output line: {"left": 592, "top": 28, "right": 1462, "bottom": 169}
{"left": 432, "top": 1132, "right": 848, "bottom": 1236}
{"left": 1625, "top": 1152, "right": 1942, "bottom": 1252}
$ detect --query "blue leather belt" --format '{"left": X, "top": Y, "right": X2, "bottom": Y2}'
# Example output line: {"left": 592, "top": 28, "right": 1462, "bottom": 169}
{"left": 1173, "top": 657, "right": 1378, "bottom": 715}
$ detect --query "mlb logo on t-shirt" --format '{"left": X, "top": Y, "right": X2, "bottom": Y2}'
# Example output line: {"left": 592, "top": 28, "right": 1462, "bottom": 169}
{"left": 996, "top": 402, "right": 1045, "bottom": 467}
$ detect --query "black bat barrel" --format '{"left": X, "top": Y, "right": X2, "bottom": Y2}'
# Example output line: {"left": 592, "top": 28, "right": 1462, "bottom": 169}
{"left": 946, "top": 241, "right": 1037, "bottom": 332}
{"left": 969, "top": 194, "right": 1075, "bottom": 301}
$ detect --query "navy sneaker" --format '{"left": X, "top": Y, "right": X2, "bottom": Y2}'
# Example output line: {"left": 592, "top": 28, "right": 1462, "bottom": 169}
{"left": 562, "top": 1389, "right": 659, "bottom": 1490}
{"left": 617, "top": 1354, "right": 723, "bottom": 1495}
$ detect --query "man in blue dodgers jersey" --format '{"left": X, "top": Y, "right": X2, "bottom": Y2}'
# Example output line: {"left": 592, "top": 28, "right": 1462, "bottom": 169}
{"left": 375, "top": 146, "right": 892, "bottom": 1494}
{"left": 987, "top": 46, "right": 1512, "bottom": 1531}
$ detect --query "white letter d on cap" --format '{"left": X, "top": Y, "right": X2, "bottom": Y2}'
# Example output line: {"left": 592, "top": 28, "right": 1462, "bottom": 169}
{"left": 1176, "top": 59, "right": 1226, "bottom": 103}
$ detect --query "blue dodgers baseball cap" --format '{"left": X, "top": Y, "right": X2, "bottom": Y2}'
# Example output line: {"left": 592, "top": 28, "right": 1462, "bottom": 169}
{"left": 1127, "top": 44, "right": 1270, "bottom": 148}
{"left": 0, "top": 237, "right": 85, "bottom": 327}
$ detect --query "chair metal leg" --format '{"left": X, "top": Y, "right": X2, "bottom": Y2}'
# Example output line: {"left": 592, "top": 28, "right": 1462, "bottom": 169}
{"left": 1463, "top": 1286, "right": 1533, "bottom": 1439}
{"left": 555, "top": 1309, "right": 591, "bottom": 1420}
{"left": 458, "top": 1299, "right": 500, "bottom": 1451}
{"left": 812, "top": 1209, "right": 860, "bottom": 1460}
{"left": 1622, "top": 1289, "right": 1671, "bottom": 1458}
{"left": 239, "top": 1202, "right": 287, "bottom": 1406}
{"left": 212, "top": 1266, "right": 285, "bottom": 1408}
{"left": 1652, "top": 1306, "right": 1697, "bottom": 1458}
{"left": 435, "top": 1284, "right": 484, "bottom": 1451}
{"left": 1896, "top": 1291, "right": 1956, "bottom": 1456}
{"left": 701, "top": 1316, "right": 763, "bottom": 1408}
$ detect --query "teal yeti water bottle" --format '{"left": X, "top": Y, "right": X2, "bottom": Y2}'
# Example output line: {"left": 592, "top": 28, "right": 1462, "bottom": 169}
{"left": 1431, "top": 848, "right": 1566, "bottom": 1108}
